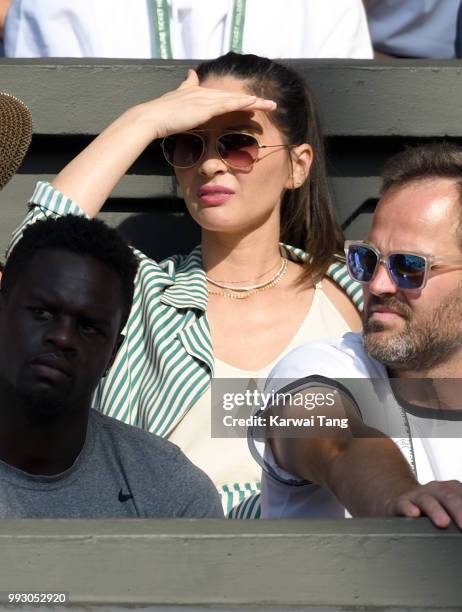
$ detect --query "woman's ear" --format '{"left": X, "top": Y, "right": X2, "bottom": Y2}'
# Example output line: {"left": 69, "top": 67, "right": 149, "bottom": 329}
{"left": 285, "top": 144, "right": 313, "bottom": 190}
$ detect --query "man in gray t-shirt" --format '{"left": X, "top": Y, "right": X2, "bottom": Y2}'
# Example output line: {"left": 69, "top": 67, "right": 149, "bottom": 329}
{"left": 0, "top": 215, "right": 222, "bottom": 518}
{"left": 0, "top": 409, "right": 222, "bottom": 518}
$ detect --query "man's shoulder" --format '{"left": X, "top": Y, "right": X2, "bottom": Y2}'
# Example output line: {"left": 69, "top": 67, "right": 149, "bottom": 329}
{"left": 89, "top": 410, "right": 223, "bottom": 516}
{"left": 268, "top": 332, "right": 386, "bottom": 387}
{"left": 91, "top": 409, "right": 184, "bottom": 464}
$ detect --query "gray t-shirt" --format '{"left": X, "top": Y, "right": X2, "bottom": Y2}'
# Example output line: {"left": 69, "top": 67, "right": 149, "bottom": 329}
{"left": 0, "top": 410, "right": 223, "bottom": 518}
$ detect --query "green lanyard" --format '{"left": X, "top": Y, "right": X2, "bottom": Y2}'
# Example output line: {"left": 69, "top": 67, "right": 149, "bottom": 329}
{"left": 153, "top": 0, "right": 246, "bottom": 59}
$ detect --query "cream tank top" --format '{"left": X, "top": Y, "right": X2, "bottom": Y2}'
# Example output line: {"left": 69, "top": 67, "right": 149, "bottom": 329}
{"left": 168, "top": 282, "right": 352, "bottom": 498}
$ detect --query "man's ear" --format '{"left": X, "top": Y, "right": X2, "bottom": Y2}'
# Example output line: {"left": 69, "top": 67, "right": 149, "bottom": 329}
{"left": 285, "top": 144, "right": 313, "bottom": 190}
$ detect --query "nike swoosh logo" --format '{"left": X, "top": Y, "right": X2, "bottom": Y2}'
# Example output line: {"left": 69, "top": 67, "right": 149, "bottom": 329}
{"left": 118, "top": 489, "right": 133, "bottom": 503}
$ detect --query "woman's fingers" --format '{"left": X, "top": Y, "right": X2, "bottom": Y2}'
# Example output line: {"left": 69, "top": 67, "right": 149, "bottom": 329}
{"left": 189, "top": 91, "right": 276, "bottom": 118}
{"left": 149, "top": 89, "right": 276, "bottom": 138}
{"left": 140, "top": 72, "right": 278, "bottom": 139}
{"left": 175, "top": 71, "right": 277, "bottom": 115}
{"left": 224, "top": 96, "right": 277, "bottom": 112}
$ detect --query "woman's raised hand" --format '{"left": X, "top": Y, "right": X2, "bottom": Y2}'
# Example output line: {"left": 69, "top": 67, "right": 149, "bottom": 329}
{"left": 137, "top": 69, "right": 277, "bottom": 140}
{"left": 52, "top": 70, "right": 276, "bottom": 217}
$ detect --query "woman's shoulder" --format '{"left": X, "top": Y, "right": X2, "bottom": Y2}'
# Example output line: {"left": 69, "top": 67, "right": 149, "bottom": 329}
{"left": 325, "top": 259, "right": 363, "bottom": 311}
{"left": 281, "top": 243, "right": 363, "bottom": 332}
{"left": 22, "top": 182, "right": 208, "bottom": 309}
{"left": 134, "top": 244, "right": 205, "bottom": 288}
{"left": 131, "top": 244, "right": 209, "bottom": 312}
{"left": 321, "top": 277, "right": 362, "bottom": 332}
{"left": 134, "top": 244, "right": 203, "bottom": 276}
{"left": 281, "top": 244, "right": 363, "bottom": 308}
{"left": 323, "top": 259, "right": 363, "bottom": 331}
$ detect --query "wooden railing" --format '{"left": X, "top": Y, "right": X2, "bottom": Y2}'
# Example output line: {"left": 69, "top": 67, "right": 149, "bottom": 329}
{"left": 1, "top": 59, "right": 462, "bottom": 257}
{"left": 0, "top": 518, "right": 460, "bottom": 609}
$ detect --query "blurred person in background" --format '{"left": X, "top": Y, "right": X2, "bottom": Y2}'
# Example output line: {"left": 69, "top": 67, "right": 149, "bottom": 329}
{"left": 0, "top": 91, "right": 31, "bottom": 191}
{"left": 365, "top": 0, "right": 460, "bottom": 59}
{"left": 0, "top": 90, "right": 32, "bottom": 273}
{"left": 0, "top": 0, "right": 8, "bottom": 54}
{"left": 3, "top": 0, "right": 372, "bottom": 59}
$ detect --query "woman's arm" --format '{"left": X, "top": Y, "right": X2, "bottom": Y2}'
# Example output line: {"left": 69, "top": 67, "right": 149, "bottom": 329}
{"left": 52, "top": 70, "right": 276, "bottom": 217}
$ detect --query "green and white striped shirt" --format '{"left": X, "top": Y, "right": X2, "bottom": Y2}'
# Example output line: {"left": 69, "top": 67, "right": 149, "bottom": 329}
{"left": 9, "top": 181, "right": 363, "bottom": 518}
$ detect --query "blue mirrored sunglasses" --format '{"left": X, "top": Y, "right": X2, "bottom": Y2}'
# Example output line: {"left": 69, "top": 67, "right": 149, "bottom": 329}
{"left": 344, "top": 241, "right": 462, "bottom": 291}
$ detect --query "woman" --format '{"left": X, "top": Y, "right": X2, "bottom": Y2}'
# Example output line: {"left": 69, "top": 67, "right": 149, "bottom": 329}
{"left": 11, "top": 53, "right": 362, "bottom": 517}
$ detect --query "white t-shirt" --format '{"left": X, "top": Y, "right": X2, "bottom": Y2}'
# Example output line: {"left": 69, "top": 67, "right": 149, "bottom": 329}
{"left": 250, "top": 332, "right": 462, "bottom": 518}
{"left": 5, "top": 0, "right": 373, "bottom": 59}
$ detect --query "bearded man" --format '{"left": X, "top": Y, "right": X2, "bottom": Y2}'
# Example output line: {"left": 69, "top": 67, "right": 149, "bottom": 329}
{"left": 252, "top": 142, "right": 462, "bottom": 527}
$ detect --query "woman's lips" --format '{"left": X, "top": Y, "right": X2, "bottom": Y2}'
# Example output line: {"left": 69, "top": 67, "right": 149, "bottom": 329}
{"left": 197, "top": 185, "right": 234, "bottom": 206}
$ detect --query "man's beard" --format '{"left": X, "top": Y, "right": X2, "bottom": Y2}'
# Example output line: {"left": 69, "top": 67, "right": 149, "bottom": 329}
{"left": 363, "top": 286, "right": 462, "bottom": 371}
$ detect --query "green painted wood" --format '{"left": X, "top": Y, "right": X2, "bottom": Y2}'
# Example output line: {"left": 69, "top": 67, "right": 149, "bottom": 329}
{"left": 0, "top": 518, "right": 459, "bottom": 608}
{"left": 1, "top": 60, "right": 462, "bottom": 137}
{"left": 1, "top": 60, "right": 460, "bottom": 257}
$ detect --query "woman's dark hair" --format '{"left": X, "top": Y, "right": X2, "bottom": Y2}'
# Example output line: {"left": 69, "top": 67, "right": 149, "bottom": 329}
{"left": 196, "top": 52, "right": 343, "bottom": 284}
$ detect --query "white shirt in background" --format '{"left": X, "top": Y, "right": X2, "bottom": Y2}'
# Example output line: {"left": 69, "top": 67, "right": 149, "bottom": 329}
{"left": 5, "top": 0, "right": 373, "bottom": 59}
{"left": 366, "top": 0, "right": 458, "bottom": 58}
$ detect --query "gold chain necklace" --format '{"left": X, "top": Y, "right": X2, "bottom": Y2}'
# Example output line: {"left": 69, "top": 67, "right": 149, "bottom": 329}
{"left": 206, "top": 257, "right": 283, "bottom": 285}
{"left": 206, "top": 258, "right": 285, "bottom": 290}
{"left": 207, "top": 258, "right": 288, "bottom": 299}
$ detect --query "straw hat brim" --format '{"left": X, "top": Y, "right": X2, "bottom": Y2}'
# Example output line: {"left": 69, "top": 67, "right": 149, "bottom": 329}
{"left": 0, "top": 92, "right": 33, "bottom": 191}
